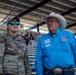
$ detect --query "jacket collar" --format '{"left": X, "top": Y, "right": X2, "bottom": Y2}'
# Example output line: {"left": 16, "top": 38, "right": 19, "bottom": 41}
{"left": 49, "top": 28, "right": 61, "bottom": 37}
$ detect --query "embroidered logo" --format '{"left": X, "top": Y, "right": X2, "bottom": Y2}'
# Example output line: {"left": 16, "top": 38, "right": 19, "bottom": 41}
{"left": 61, "top": 37, "right": 68, "bottom": 41}
{"left": 45, "top": 44, "right": 51, "bottom": 47}
{"left": 44, "top": 39, "right": 50, "bottom": 44}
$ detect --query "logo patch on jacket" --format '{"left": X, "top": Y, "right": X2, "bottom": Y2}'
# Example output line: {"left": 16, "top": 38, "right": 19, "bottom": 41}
{"left": 61, "top": 37, "right": 68, "bottom": 41}
{"left": 45, "top": 39, "right": 50, "bottom": 44}
{"left": 45, "top": 44, "right": 51, "bottom": 47}
{"left": 44, "top": 39, "right": 51, "bottom": 47}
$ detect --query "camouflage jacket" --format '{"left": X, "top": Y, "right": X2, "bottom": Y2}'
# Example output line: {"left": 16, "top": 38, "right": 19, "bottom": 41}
{"left": 0, "top": 32, "right": 32, "bottom": 75}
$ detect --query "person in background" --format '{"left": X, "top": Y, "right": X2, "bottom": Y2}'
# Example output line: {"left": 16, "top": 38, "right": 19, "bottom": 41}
{"left": 30, "top": 32, "right": 34, "bottom": 40}
{"left": 0, "top": 16, "right": 32, "bottom": 75}
{"left": 24, "top": 34, "right": 31, "bottom": 45}
{"left": 35, "top": 12, "right": 76, "bottom": 75}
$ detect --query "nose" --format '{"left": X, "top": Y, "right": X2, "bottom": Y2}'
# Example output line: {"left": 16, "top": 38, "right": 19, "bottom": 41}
{"left": 47, "top": 21, "right": 53, "bottom": 26}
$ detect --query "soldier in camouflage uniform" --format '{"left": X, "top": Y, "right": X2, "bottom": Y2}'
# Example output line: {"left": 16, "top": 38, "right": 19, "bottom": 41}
{"left": 0, "top": 16, "right": 32, "bottom": 75}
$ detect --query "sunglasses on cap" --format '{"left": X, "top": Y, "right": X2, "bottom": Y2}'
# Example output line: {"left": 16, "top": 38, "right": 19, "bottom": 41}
{"left": 9, "top": 21, "right": 20, "bottom": 25}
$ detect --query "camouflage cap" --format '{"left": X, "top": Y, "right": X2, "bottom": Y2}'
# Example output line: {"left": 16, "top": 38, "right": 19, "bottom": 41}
{"left": 7, "top": 16, "right": 20, "bottom": 24}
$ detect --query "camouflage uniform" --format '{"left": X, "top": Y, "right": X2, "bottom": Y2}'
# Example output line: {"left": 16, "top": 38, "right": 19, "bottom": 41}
{"left": 0, "top": 32, "right": 32, "bottom": 75}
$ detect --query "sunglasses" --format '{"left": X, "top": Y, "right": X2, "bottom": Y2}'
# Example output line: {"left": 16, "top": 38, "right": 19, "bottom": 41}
{"left": 9, "top": 21, "right": 20, "bottom": 25}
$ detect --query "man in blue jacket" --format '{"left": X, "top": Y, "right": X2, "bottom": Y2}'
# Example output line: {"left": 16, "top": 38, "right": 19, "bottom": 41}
{"left": 35, "top": 12, "right": 76, "bottom": 75}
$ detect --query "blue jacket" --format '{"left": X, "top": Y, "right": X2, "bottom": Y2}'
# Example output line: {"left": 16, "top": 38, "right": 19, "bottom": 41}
{"left": 35, "top": 29, "right": 76, "bottom": 75}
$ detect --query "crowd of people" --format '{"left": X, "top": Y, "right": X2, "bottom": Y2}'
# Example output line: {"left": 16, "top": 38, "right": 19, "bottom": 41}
{"left": 23, "top": 31, "right": 41, "bottom": 46}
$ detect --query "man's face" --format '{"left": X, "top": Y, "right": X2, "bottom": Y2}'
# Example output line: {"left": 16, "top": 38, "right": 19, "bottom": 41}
{"left": 47, "top": 18, "right": 60, "bottom": 32}
{"left": 7, "top": 19, "right": 20, "bottom": 32}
